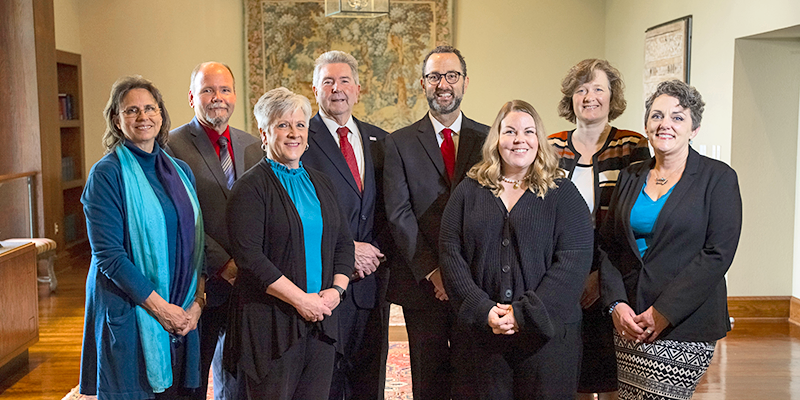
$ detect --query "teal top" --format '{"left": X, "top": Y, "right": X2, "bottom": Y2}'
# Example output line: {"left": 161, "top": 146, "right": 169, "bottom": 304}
{"left": 630, "top": 183, "right": 675, "bottom": 257}
{"left": 269, "top": 159, "right": 323, "bottom": 293}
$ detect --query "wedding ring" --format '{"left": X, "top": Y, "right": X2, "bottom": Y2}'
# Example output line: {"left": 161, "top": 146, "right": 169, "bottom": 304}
{"left": 646, "top": 329, "right": 653, "bottom": 334}
{"left": 621, "top": 331, "right": 626, "bottom": 336}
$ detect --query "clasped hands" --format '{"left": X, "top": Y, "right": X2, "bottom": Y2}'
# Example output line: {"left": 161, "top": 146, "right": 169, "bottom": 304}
{"left": 612, "top": 303, "right": 670, "bottom": 344}
{"left": 148, "top": 296, "right": 202, "bottom": 337}
{"left": 488, "top": 304, "right": 518, "bottom": 335}
{"left": 353, "top": 241, "right": 384, "bottom": 280}
{"left": 294, "top": 289, "right": 341, "bottom": 323}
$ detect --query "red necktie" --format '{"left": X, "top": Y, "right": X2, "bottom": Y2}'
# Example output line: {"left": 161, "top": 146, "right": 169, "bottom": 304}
{"left": 336, "top": 126, "right": 362, "bottom": 192}
{"left": 440, "top": 128, "right": 455, "bottom": 180}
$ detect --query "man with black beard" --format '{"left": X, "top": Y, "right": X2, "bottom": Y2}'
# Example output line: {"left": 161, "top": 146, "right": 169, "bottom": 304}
{"left": 384, "top": 46, "right": 489, "bottom": 400}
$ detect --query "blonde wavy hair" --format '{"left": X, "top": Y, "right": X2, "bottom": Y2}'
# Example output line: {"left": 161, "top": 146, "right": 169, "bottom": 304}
{"left": 468, "top": 100, "right": 564, "bottom": 198}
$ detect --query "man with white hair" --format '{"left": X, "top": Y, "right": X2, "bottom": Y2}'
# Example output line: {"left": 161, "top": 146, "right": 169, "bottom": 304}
{"left": 301, "top": 50, "right": 391, "bottom": 400}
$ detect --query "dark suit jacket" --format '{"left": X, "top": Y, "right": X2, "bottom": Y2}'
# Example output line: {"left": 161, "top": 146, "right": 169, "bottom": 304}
{"left": 301, "top": 113, "right": 389, "bottom": 309}
{"left": 599, "top": 148, "right": 742, "bottom": 342}
{"left": 167, "top": 117, "right": 262, "bottom": 307}
{"left": 384, "top": 114, "right": 489, "bottom": 309}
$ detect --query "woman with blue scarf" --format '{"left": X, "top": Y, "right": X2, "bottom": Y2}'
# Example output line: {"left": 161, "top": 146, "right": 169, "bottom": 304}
{"left": 225, "top": 87, "right": 354, "bottom": 400}
{"left": 80, "top": 76, "right": 206, "bottom": 399}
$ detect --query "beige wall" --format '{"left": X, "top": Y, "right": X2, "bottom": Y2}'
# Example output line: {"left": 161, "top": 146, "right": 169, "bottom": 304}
{"left": 606, "top": 0, "right": 800, "bottom": 296}
{"left": 54, "top": 1, "right": 800, "bottom": 296}
{"left": 731, "top": 38, "right": 800, "bottom": 297}
{"left": 53, "top": 0, "right": 80, "bottom": 53}
{"left": 55, "top": 0, "right": 245, "bottom": 177}
{"left": 456, "top": 0, "right": 606, "bottom": 133}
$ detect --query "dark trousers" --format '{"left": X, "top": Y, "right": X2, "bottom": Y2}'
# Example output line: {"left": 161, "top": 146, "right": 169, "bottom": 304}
{"left": 403, "top": 305, "right": 455, "bottom": 400}
{"left": 329, "top": 294, "right": 390, "bottom": 400}
{"left": 156, "top": 335, "right": 198, "bottom": 400}
{"left": 452, "top": 321, "right": 582, "bottom": 400}
{"left": 244, "top": 333, "right": 336, "bottom": 400}
{"left": 192, "top": 302, "right": 236, "bottom": 400}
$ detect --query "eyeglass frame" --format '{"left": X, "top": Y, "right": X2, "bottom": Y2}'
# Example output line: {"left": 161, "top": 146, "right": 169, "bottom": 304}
{"left": 119, "top": 105, "right": 161, "bottom": 118}
{"left": 423, "top": 71, "right": 464, "bottom": 85}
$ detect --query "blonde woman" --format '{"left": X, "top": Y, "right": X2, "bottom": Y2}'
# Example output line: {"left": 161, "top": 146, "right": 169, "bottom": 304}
{"left": 440, "top": 100, "right": 593, "bottom": 399}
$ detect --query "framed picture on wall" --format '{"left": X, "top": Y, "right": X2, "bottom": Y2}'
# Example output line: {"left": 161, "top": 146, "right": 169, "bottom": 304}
{"left": 644, "top": 15, "right": 692, "bottom": 102}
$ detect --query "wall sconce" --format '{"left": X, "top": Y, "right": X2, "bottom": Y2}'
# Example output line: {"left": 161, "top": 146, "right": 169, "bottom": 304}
{"left": 325, "top": 0, "right": 389, "bottom": 18}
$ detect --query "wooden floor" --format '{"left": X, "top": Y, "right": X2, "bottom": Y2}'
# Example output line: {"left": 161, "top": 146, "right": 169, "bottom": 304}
{"left": 1, "top": 252, "right": 799, "bottom": 399}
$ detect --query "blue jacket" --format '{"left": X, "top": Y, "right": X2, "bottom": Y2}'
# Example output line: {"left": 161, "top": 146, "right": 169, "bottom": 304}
{"left": 79, "top": 143, "right": 200, "bottom": 399}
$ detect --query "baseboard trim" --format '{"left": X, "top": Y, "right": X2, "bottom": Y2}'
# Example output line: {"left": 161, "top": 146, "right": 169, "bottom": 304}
{"left": 790, "top": 297, "right": 800, "bottom": 325}
{"left": 727, "top": 296, "right": 791, "bottom": 320}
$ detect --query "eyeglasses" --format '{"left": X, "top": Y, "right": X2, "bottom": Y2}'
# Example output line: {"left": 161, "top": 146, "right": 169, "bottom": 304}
{"left": 423, "top": 71, "right": 463, "bottom": 85}
{"left": 120, "top": 105, "right": 160, "bottom": 118}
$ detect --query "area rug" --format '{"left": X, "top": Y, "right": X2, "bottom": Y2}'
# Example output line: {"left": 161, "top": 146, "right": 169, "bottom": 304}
{"left": 63, "top": 342, "right": 412, "bottom": 400}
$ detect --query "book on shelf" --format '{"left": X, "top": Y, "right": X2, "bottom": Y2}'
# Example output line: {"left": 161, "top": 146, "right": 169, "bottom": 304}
{"left": 58, "top": 93, "right": 77, "bottom": 120}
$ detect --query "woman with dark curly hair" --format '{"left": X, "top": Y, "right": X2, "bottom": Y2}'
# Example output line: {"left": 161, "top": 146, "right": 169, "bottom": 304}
{"left": 600, "top": 80, "right": 742, "bottom": 399}
{"left": 549, "top": 59, "right": 651, "bottom": 400}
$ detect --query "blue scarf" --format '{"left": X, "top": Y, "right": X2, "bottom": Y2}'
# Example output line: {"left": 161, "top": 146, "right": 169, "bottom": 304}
{"left": 116, "top": 143, "right": 204, "bottom": 393}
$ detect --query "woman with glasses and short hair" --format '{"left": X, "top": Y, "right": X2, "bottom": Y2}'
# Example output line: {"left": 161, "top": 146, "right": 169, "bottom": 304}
{"left": 80, "top": 76, "right": 205, "bottom": 399}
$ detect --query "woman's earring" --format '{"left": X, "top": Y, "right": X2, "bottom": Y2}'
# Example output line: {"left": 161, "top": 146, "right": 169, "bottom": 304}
{"left": 305, "top": 143, "right": 310, "bottom": 151}
{"left": 261, "top": 142, "right": 267, "bottom": 152}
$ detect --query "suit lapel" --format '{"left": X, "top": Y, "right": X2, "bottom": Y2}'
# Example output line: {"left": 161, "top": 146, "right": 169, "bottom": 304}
{"left": 309, "top": 113, "right": 362, "bottom": 196}
{"left": 453, "top": 118, "right": 483, "bottom": 186}
{"left": 355, "top": 117, "right": 375, "bottom": 202}
{"left": 230, "top": 128, "right": 249, "bottom": 180}
{"left": 189, "top": 118, "right": 230, "bottom": 196}
{"left": 622, "top": 161, "right": 650, "bottom": 260}
{"left": 415, "top": 117, "right": 448, "bottom": 182}
{"left": 648, "top": 149, "right": 700, "bottom": 250}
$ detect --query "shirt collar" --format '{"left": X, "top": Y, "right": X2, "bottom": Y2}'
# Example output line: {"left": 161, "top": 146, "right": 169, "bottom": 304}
{"left": 429, "top": 111, "right": 463, "bottom": 137}
{"left": 320, "top": 109, "right": 357, "bottom": 137}
{"left": 201, "top": 122, "right": 231, "bottom": 145}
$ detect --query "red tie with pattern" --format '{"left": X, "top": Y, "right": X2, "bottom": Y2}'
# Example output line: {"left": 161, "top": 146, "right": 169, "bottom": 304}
{"left": 440, "top": 128, "right": 455, "bottom": 180}
{"left": 336, "top": 126, "right": 362, "bottom": 192}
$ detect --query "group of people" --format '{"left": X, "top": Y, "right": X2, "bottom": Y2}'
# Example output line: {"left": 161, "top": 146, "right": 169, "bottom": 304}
{"left": 79, "top": 44, "right": 742, "bottom": 400}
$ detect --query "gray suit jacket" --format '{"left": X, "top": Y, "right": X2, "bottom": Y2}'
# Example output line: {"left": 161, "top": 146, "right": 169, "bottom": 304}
{"left": 167, "top": 116, "right": 263, "bottom": 307}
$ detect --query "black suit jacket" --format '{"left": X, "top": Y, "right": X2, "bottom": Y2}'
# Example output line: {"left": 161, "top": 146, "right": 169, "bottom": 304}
{"left": 167, "top": 117, "right": 262, "bottom": 307}
{"left": 599, "top": 148, "right": 742, "bottom": 342}
{"left": 301, "top": 113, "right": 389, "bottom": 309}
{"left": 384, "top": 114, "right": 489, "bottom": 309}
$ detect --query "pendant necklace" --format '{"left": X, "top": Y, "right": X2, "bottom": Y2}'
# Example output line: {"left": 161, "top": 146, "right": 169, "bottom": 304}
{"left": 501, "top": 175, "right": 528, "bottom": 189}
{"left": 653, "top": 166, "right": 683, "bottom": 186}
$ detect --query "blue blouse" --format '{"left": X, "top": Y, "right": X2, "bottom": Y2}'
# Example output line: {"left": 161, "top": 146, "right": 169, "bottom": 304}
{"left": 630, "top": 182, "right": 675, "bottom": 257}
{"left": 269, "top": 159, "right": 324, "bottom": 293}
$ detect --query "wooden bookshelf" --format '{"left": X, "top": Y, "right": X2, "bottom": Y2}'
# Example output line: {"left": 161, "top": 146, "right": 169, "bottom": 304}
{"left": 55, "top": 50, "right": 87, "bottom": 250}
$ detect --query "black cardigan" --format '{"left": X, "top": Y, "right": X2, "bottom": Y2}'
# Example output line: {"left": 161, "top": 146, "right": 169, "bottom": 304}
{"left": 439, "top": 177, "right": 593, "bottom": 340}
{"left": 599, "top": 148, "right": 742, "bottom": 342}
{"left": 225, "top": 159, "right": 354, "bottom": 381}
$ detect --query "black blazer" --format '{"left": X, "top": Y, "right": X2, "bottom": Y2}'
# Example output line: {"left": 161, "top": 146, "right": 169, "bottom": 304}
{"left": 225, "top": 160, "right": 355, "bottom": 380}
{"left": 167, "top": 117, "right": 262, "bottom": 307}
{"left": 384, "top": 114, "right": 489, "bottom": 309}
{"left": 301, "top": 113, "right": 389, "bottom": 309}
{"left": 599, "top": 148, "right": 742, "bottom": 342}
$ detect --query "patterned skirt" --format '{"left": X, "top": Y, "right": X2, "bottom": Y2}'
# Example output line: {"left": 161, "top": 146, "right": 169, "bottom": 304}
{"left": 614, "top": 332, "right": 716, "bottom": 400}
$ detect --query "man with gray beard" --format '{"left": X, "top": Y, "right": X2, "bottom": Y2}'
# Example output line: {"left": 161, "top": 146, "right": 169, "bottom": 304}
{"left": 384, "top": 46, "right": 489, "bottom": 400}
{"left": 167, "top": 61, "right": 262, "bottom": 400}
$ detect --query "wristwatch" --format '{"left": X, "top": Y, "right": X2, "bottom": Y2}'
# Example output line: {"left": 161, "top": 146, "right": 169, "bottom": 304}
{"left": 333, "top": 285, "right": 347, "bottom": 302}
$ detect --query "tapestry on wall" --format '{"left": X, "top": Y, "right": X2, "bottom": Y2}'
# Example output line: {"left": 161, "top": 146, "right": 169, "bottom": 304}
{"left": 245, "top": 0, "right": 453, "bottom": 132}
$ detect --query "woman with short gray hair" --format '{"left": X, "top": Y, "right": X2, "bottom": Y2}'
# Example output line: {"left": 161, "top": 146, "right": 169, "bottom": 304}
{"left": 226, "top": 87, "right": 354, "bottom": 400}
